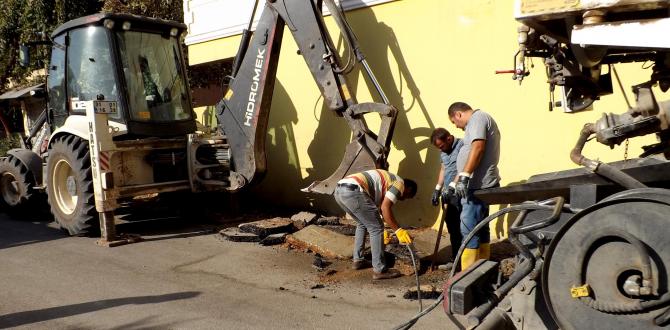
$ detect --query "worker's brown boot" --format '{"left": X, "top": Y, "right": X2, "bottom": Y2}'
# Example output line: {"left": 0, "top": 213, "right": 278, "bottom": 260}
{"left": 352, "top": 259, "right": 372, "bottom": 270}
{"left": 372, "top": 268, "right": 401, "bottom": 280}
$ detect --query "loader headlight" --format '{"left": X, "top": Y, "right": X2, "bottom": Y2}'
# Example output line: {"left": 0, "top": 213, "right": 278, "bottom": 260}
{"left": 122, "top": 21, "right": 131, "bottom": 31}
{"left": 103, "top": 19, "right": 115, "bottom": 29}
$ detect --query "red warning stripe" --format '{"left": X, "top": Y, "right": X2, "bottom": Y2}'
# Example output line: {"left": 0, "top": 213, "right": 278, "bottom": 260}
{"left": 99, "top": 151, "right": 110, "bottom": 171}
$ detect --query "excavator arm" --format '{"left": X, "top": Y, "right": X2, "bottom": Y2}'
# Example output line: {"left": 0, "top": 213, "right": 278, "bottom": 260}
{"left": 216, "top": 0, "right": 397, "bottom": 194}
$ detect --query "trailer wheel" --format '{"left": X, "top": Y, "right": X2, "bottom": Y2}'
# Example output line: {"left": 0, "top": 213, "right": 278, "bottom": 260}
{"left": 0, "top": 155, "right": 34, "bottom": 210}
{"left": 46, "top": 135, "right": 97, "bottom": 235}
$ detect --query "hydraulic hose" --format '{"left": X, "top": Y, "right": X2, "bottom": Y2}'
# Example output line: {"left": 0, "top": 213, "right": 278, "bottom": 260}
{"left": 322, "top": 0, "right": 359, "bottom": 74}
{"left": 406, "top": 243, "right": 422, "bottom": 312}
{"left": 449, "top": 200, "right": 567, "bottom": 280}
{"left": 570, "top": 123, "right": 646, "bottom": 189}
{"left": 467, "top": 198, "right": 564, "bottom": 326}
{"left": 509, "top": 197, "right": 565, "bottom": 234}
{"left": 466, "top": 259, "right": 536, "bottom": 327}
{"left": 321, "top": 0, "right": 389, "bottom": 104}
{"left": 27, "top": 109, "right": 47, "bottom": 141}
{"left": 394, "top": 199, "right": 567, "bottom": 330}
{"left": 231, "top": 0, "right": 260, "bottom": 77}
{"left": 573, "top": 227, "right": 670, "bottom": 313}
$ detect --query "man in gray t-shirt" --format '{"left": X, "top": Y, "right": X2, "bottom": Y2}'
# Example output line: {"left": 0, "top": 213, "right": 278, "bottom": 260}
{"left": 448, "top": 101, "right": 501, "bottom": 271}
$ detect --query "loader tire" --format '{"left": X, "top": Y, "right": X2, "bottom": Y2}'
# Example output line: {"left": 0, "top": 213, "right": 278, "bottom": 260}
{"left": 0, "top": 155, "right": 35, "bottom": 212}
{"left": 46, "top": 135, "right": 98, "bottom": 236}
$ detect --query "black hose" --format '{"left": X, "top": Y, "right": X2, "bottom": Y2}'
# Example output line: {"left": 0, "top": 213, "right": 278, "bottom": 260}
{"left": 570, "top": 123, "right": 646, "bottom": 189}
{"left": 394, "top": 199, "right": 566, "bottom": 330}
{"left": 509, "top": 197, "right": 564, "bottom": 234}
{"left": 27, "top": 109, "right": 47, "bottom": 141}
{"left": 322, "top": 0, "right": 358, "bottom": 74}
{"left": 407, "top": 244, "right": 422, "bottom": 312}
{"left": 449, "top": 200, "right": 566, "bottom": 280}
{"left": 595, "top": 162, "right": 646, "bottom": 189}
{"left": 467, "top": 259, "right": 536, "bottom": 327}
{"left": 389, "top": 243, "right": 425, "bottom": 330}
{"left": 231, "top": 0, "right": 260, "bottom": 77}
{"left": 654, "top": 307, "right": 670, "bottom": 326}
{"left": 393, "top": 293, "right": 444, "bottom": 330}
{"left": 466, "top": 199, "right": 564, "bottom": 326}
{"left": 573, "top": 227, "right": 668, "bottom": 313}
{"left": 570, "top": 123, "right": 598, "bottom": 169}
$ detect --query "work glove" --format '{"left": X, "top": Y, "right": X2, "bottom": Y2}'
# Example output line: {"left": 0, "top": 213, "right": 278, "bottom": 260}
{"left": 455, "top": 172, "right": 471, "bottom": 201}
{"left": 431, "top": 185, "right": 442, "bottom": 206}
{"left": 394, "top": 228, "right": 413, "bottom": 245}
{"left": 446, "top": 182, "right": 456, "bottom": 197}
{"left": 443, "top": 182, "right": 460, "bottom": 207}
{"left": 383, "top": 230, "right": 391, "bottom": 245}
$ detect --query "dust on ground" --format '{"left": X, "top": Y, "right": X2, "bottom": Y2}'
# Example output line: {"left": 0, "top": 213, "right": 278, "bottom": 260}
{"left": 213, "top": 209, "right": 519, "bottom": 299}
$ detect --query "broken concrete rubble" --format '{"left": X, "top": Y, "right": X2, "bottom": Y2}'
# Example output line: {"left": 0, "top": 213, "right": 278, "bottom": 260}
{"left": 321, "top": 224, "right": 356, "bottom": 236}
{"left": 219, "top": 227, "right": 261, "bottom": 242}
{"left": 238, "top": 217, "right": 294, "bottom": 238}
{"left": 290, "top": 212, "right": 319, "bottom": 230}
{"left": 287, "top": 225, "right": 354, "bottom": 259}
{"left": 403, "top": 284, "right": 442, "bottom": 300}
{"left": 339, "top": 216, "right": 357, "bottom": 227}
{"left": 315, "top": 216, "right": 341, "bottom": 226}
{"left": 259, "top": 233, "right": 287, "bottom": 246}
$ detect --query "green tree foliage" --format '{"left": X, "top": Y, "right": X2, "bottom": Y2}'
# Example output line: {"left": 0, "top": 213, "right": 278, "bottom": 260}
{"left": 0, "top": 0, "right": 103, "bottom": 93}
{"left": 102, "top": 0, "right": 183, "bottom": 22}
{"left": 0, "top": 0, "right": 184, "bottom": 94}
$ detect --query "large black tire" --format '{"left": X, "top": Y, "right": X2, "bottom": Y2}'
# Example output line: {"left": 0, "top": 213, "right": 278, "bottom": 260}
{"left": 0, "top": 155, "right": 35, "bottom": 211}
{"left": 46, "top": 135, "right": 98, "bottom": 235}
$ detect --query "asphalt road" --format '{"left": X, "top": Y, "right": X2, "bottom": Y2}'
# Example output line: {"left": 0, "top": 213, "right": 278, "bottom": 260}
{"left": 0, "top": 214, "right": 454, "bottom": 329}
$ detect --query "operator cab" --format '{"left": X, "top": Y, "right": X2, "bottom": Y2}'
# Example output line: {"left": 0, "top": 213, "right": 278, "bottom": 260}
{"left": 47, "top": 13, "right": 195, "bottom": 137}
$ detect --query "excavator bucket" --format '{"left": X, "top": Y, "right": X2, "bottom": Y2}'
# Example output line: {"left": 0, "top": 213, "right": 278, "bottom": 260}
{"left": 302, "top": 140, "right": 377, "bottom": 195}
{"left": 303, "top": 103, "right": 397, "bottom": 195}
{"left": 218, "top": 0, "right": 398, "bottom": 195}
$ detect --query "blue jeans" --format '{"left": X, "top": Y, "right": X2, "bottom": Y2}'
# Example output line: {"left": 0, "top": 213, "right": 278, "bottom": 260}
{"left": 334, "top": 187, "right": 386, "bottom": 273}
{"left": 460, "top": 190, "right": 490, "bottom": 249}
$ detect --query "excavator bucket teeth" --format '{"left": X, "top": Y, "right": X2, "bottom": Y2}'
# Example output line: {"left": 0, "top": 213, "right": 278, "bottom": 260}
{"left": 302, "top": 140, "right": 379, "bottom": 195}
{"left": 304, "top": 103, "right": 397, "bottom": 195}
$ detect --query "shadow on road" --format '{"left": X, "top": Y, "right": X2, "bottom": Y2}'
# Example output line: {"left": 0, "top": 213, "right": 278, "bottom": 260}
{"left": 0, "top": 208, "right": 222, "bottom": 249}
{"left": 0, "top": 291, "right": 201, "bottom": 328}
{"left": 0, "top": 214, "right": 66, "bottom": 250}
{"left": 135, "top": 227, "right": 218, "bottom": 243}
{"left": 105, "top": 315, "right": 197, "bottom": 330}
{"left": 114, "top": 215, "right": 221, "bottom": 242}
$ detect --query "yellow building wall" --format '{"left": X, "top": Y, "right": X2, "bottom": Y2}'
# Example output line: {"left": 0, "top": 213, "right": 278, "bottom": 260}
{"left": 188, "top": 0, "right": 658, "bottom": 237}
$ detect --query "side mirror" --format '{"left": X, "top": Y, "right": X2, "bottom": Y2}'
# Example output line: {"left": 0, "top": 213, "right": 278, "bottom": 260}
{"left": 19, "top": 45, "right": 30, "bottom": 67}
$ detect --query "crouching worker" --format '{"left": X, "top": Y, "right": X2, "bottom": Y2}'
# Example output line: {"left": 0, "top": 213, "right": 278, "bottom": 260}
{"left": 334, "top": 169, "right": 417, "bottom": 280}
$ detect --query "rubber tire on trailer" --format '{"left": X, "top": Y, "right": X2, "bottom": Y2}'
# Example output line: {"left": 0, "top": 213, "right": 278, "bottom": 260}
{"left": 0, "top": 155, "right": 35, "bottom": 212}
{"left": 46, "top": 135, "right": 98, "bottom": 236}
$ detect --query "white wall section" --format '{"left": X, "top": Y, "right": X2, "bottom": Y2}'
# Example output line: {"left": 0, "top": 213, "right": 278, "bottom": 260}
{"left": 184, "top": 0, "right": 394, "bottom": 45}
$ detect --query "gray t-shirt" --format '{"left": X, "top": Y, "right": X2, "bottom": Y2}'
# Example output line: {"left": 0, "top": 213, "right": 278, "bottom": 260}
{"left": 456, "top": 110, "right": 501, "bottom": 189}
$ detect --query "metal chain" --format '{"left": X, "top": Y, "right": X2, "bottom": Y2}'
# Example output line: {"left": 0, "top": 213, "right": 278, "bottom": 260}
{"left": 624, "top": 139, "right": 630, "bottom": 161}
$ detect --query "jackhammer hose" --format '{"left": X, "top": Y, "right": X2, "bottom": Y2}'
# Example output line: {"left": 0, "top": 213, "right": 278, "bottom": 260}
{"left": 570, "top": 123, "right": 646, "bottom": 189}
{"left": 449, "top": 200, "right": 566, "bottom": 280}
{"left": 467, "top": 259, "right": 537, "bottom": 327}
{"left": 393, "top": 200, "right": 566, "bottom": 330}
{"left": 467, "top": 198, "right": 564, "bottom": 327}
{"left": 406, "top": 243, "right": 422, "bottom": 312}
{"left": 387, "top": 243, "right": 422, "bottom": 330}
